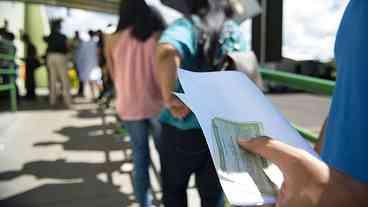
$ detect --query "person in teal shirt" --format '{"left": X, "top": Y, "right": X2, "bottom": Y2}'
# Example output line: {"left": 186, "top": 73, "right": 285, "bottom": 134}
{"left": 156, "top": 1, "right": 247, "bottom": 206}
{"left": 239, "top": 1, "right": 368, "bottom": 206}
{"left": 159, "top": 17, "right": 247, "bottom": 130}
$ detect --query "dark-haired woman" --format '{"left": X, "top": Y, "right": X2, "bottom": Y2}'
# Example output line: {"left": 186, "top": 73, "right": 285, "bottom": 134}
{"left": 104, "top": 1, "right": 165, "bottom": 206}
{"left": 156, "top": 0, "right": 248, "bottom": 206}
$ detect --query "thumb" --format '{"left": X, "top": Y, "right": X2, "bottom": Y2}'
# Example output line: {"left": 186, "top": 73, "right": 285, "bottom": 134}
{"left": 238, "top": 137, "right": 303, "bottom": 174}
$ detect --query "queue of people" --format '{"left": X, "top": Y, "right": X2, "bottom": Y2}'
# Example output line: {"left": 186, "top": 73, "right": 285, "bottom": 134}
{"left": 0, "top": 17, "right": 107, "bottom": 108}
{"left": 44, "top": 20, "right": 106, "bottom": 107}
{"left": 1, "top": 0, "right": 367, "bottom": 206}
{"left": 107, "top": 0, "right": 368, "bottom": 207}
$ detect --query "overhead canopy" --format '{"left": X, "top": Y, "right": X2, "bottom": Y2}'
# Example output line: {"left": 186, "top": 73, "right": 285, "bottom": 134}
{"left": 161, "top": 0, "right": 262, "bottom": 23}
{"left": 14, "top": 0, "right": 121, "bottom": 14}
{"left": 14, "top": 0, "right": 283, "bottom": 63}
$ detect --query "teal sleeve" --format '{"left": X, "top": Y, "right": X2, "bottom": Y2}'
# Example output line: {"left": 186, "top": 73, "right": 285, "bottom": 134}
{"left": 159, "top": 18, "right": 197, "bottom": 61}
{"left": 220, "top": 21, "right": 248, "bottom": 55}
{"left": 158, "top": 18, "right": 201, "bottom": 129}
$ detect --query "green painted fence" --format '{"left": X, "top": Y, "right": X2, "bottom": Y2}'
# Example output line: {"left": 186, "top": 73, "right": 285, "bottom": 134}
{"left": 260, "top": 68, "right": 335, "bottom": 143}
{"left": 0, "top": 42, "right": 17, "bottom": 112}
{"left": 260, "top": 68, "right": 335, "bottom": 95}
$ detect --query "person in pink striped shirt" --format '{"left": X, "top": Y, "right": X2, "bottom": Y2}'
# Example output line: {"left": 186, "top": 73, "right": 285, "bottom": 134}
{"left": 104, "top": 1, "right": 166, "bottom": 206}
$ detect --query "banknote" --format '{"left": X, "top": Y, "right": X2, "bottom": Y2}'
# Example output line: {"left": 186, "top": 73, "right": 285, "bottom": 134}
{"left": 212, "top": 117, "right": 277, "bottom": 197}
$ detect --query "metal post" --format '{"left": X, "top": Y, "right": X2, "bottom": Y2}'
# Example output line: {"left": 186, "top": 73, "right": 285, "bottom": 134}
{"left": 260, "top": 0, "right": 267, "bottom": 64}
{"left": 252, "top": 0, "right": 283, "bottom": 63}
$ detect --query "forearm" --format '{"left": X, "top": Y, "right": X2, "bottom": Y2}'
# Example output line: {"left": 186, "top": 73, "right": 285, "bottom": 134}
{"left": 156, "top": 44, "right": 181, "bottom": 104}
{"left": 319, "top": 168, "right": 368, "bottom": 207}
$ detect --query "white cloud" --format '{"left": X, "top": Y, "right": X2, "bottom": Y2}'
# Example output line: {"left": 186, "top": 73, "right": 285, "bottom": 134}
{"left": 283, "top": 0, "right": 349, "bottom": 61}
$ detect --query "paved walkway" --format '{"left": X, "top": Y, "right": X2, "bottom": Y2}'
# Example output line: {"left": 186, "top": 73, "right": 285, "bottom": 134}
{"left": 0, "top": 93, "right": 330, "bottom": 207}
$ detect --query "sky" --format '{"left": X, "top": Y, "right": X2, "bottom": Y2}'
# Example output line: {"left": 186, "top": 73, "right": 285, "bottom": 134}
{"left": 283, "top": 0, "right": 349, "bottom": 61}
{"left": 46, "top": 0, "right": 350, "bottom": 62}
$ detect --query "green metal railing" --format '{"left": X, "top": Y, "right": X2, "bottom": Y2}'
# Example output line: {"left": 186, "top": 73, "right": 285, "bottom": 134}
{"left": 260, "top": 68, "right": 335, "bottom": 143}
{"left": 0, "top": 44, "right": 17, "bottom": 112}
{"left": 260, "top": 68, "right": 335, "bottom": 95}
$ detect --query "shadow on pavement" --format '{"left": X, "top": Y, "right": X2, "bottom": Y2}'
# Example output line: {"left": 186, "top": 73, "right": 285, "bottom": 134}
{"left": 35, "top": 125, "right": 129, "bottom": 151}
{"left": 73, "top": 109, "right": 116, "bottom": 120}
{"left": 0, "top": 96, "right": 95, "bottom": 112}
{"left": 0, "top": 181, "right": 131, "bottom": 207}
{"left": 0, "top": 159, "right": 133, "bottom": 207}
{"left": 0, "top": 123, "right": 161, "bottom": 206}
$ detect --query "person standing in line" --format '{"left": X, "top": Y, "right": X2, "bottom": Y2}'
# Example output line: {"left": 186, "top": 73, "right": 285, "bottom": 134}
{"left": 96, "top": 30, "right": 106, "bottom": 74}
{"left": 156, "top": 0, "right": 248, "bottom": 206}
{"left": 238, "top": 1, "right": 368, "bottom": 206}
{"left": 96, "top": 29, "right": 113, "bottom": 100}
{"left": 70, "top": 31, "right": 84, "bottom": 97}
{"left": 75, "top": 30, "right": 101, "bottom": 99}
{"left": 0, "top": 19, "right": 14, "bottom": 41}
{"left": 44, "top": 19, "right": 72, "bottom": 108}
{"left": 104, "top": 0, "right": 166, "bottom": 206}
{"left": 21, "top": 33, "right": 40, "bottom": 100}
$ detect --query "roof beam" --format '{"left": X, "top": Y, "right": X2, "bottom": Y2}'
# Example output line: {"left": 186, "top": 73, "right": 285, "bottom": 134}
{"left": 9, "top": 0, "right": 120, "bottom": 14}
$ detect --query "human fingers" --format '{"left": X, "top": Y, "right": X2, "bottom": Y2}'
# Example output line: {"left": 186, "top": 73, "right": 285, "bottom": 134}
{"left": 238, "top": 137, "right": 303, "bottom": 173}
{"left": 169, "top": 107, "right": 183, "bottom": 119}
{"left": 168, "top": 96, "right": 185, "bottom": 107}
{"left": 177, "top": 105, "right": 190, "bottom": 117}
{"left": 171, "top": 106, "right": 190, "bottom": 119}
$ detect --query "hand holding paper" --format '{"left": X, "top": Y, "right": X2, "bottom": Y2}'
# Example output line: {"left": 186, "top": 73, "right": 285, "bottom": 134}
{"left": 238, "top": 137, "right": 330, "bottom": 207}
{"left": 166, "top": 95, "right": 191, "bottom": 119}
{"left": 175, "top": 69, "right": 319, "bottom": 206}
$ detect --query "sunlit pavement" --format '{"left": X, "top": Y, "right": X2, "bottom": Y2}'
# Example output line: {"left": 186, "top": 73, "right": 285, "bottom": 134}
{"left": 268, "top": 93, "right": 330, "bottom": 133}
{"left": 0, "top": 93, "right": 329, "bottom": 207}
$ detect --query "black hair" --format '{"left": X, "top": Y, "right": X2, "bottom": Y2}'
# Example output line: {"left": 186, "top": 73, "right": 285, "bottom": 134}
{"left": 3, "top": 32, "right": 15, "bottom": 42}
{"left": 3, "top": 19, "right": 8, "bottom": 28}
{"left": 50, "top": 19, "right": 62, "bottom": 33}
{"left": 88, "top": 30, "right": 94, "bottom": 37}
{"left": 21, "top": 33, "right": 30, "bottom": 42}
{"left": 116, "top": 0, "right": 166, "bottom": 41}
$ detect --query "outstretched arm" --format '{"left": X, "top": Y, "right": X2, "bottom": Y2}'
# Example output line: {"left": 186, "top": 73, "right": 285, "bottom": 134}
{"left": 156, "top": 43, "right": 180, "bottom": 104}
{"left": 156, "top": 43, "right": 190, "bottom": 119}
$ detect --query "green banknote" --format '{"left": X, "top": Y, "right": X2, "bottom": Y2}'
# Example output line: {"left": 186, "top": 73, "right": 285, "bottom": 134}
{"left": 212, "top": 117, "right": 277, "bottom": 197}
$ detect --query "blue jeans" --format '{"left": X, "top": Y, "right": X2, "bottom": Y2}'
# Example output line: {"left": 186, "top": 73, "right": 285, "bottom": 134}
{"left": 123, "top": 118, "right": 161, "bottom": 207}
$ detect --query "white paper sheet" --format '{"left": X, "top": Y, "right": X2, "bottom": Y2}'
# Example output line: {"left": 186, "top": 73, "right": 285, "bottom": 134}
{"left": 176, "top": 69, "right": 319, "bottom": 206}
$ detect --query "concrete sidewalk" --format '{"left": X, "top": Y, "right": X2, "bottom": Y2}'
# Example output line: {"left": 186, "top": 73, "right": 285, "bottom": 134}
{"left": 0, "top": 98, "right": 166, "bottom": 207}
{"left": 0, "top": 93, "right": 329, "bottom": 207}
